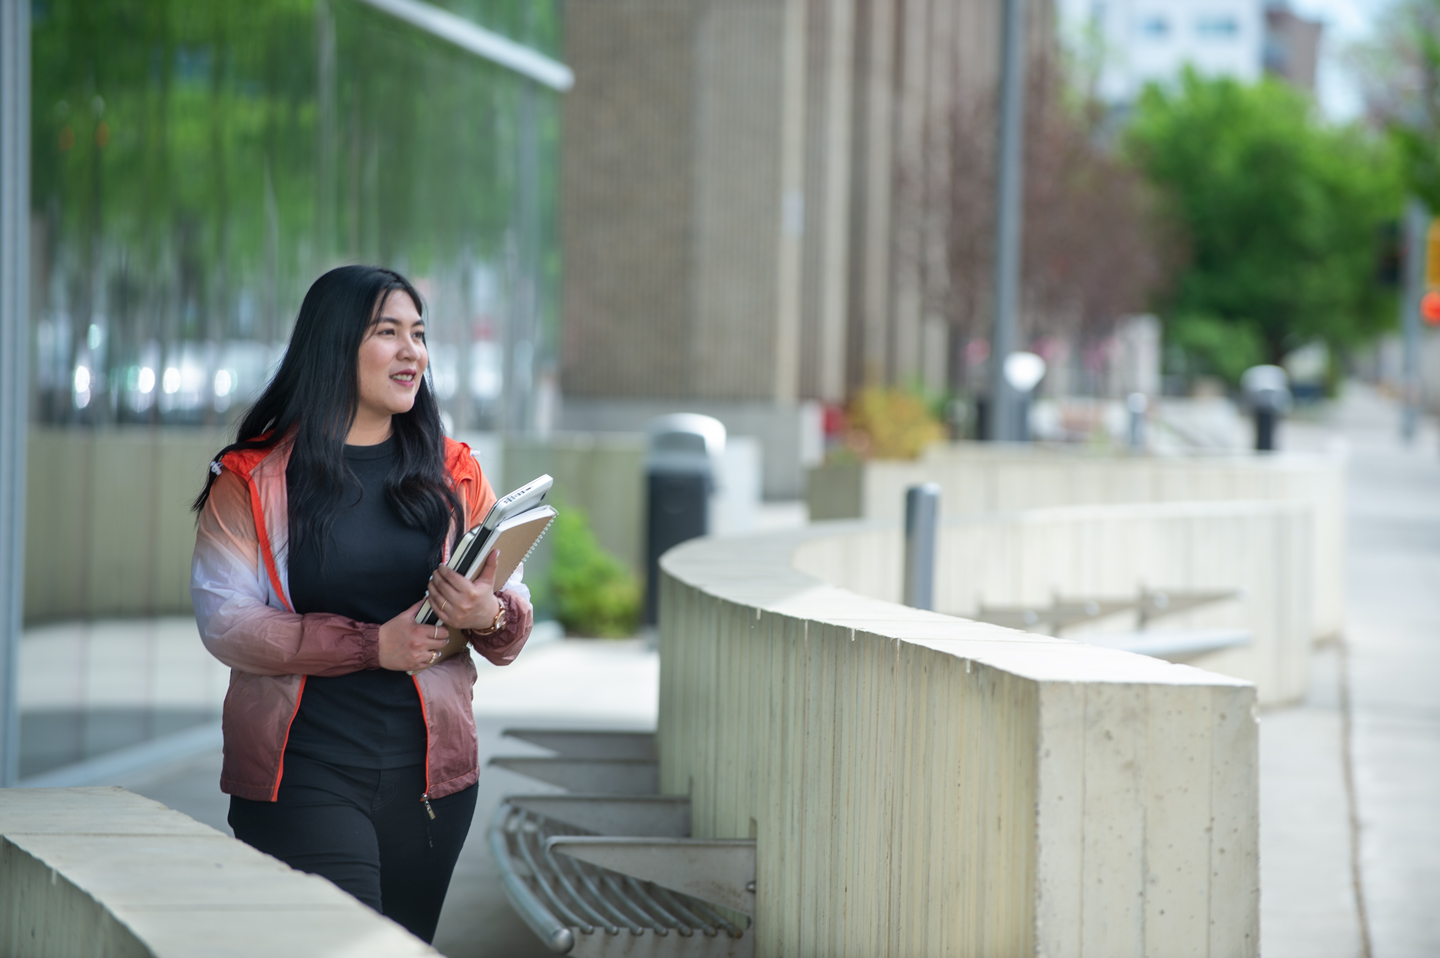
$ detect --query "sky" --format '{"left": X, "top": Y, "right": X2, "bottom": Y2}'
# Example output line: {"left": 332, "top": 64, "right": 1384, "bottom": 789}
{"left": 1054, "top": 0, "right": 1393, "bottom": 122}
{"left": 1292, "top": 0, "right": 1388, "bottom": 119}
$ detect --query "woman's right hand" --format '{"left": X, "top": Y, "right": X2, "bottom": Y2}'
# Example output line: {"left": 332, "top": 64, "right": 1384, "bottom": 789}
{"left": 378, "top": 600, "right": 451, "bottom": 671}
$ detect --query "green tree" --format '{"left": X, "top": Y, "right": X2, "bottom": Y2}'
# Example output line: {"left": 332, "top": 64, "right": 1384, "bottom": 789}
{"left": 1126, "top": 71, "right": 1403, "bottom": 380}
{"left": 1349, "top": 0, "right": 1440, "bottom": 208}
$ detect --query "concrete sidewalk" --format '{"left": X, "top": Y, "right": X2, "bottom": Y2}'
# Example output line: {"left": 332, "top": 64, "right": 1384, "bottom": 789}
{"left": 1261, "top": 386, "right": 1440, "bottom": 958}
{"left": 1333, "top": 389, "right": 1440, "bottom": 957}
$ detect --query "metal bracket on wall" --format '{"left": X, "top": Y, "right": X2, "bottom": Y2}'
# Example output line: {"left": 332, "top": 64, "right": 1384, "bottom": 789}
{"left": 974, "top": 586, "right": 1243, "bottom": 634}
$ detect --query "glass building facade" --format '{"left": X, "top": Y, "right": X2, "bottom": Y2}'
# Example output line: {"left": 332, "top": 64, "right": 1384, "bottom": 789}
{"left": 32, "top": 0, "right": 560, "bottom": 434}
{"left": 17, "top": 0, "right": 562, "bottom": 780}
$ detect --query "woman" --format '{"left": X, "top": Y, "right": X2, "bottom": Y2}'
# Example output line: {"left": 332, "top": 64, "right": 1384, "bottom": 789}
{"left": 190, "top": 265, "right": 532, "bottom": 943}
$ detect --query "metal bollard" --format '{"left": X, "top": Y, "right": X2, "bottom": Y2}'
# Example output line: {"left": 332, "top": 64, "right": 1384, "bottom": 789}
{"left": 1240, "top": 365, "right": 1291, "bottom": 454}
{"left": 1254, "top": 408, "right": 1277, "bottom": 452}
{"left": 1126, "top": 392, "right": 1148, "bottom": 451}
{"left": 903, "top": 484, "right": 941, "bottom": 610}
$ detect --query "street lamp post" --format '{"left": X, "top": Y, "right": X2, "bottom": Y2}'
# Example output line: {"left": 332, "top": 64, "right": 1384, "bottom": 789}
{"left": 988, "top": 0, "right": 1027, "bottom": 443}
{"left": 1400, "top": 199, "right": 1427, "bottom": 444}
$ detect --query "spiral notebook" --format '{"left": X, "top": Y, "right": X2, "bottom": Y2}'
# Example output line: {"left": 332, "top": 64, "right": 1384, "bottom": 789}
{"left": 415, "top": 475, "right": 556, "bottom": 660}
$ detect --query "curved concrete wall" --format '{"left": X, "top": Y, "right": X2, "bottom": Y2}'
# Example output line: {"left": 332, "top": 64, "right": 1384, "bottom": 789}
{"left": 659, "top": 527, "right": 1259, "bottom": 958}
{"left": 807, "top": 443, "right": 1345, "bottom": 642}
{"left": 795, "top": 501, "right": 1312, "bottom": 706}
{"left": 0, "top": 787, "right": 438, "bottom": 957}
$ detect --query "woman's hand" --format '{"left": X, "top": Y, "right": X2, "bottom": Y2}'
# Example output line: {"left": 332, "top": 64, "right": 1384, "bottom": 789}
{"left": 427, "top": 551, "right": 503, "bottom": 634}
{"left": 379, "top": 599, "right": 451, "bottom": 671}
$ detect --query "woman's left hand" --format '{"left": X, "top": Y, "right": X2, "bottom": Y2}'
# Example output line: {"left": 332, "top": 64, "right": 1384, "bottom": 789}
{"left": 427, "top": 551, "right": 503, "bottom": 633}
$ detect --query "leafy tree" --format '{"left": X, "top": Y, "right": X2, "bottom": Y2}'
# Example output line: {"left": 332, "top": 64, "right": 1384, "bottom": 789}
{"left": 1126, "top": 71, "right": 1403, "bottom": 380}
{"left": 1349, "top": 0, "right": 1440, "bottom": 208}
{"left": 938, "top": 64, "right": 1170, "bottom": 372}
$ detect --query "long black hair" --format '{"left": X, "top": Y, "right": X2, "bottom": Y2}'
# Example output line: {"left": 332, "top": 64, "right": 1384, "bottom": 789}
{"left": 194, "top": 265, "right": 461, "bottom": 566}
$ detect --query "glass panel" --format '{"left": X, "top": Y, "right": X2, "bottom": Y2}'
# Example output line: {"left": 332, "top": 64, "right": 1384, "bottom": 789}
{"left": 24, "top": 0, "right": 560, "bottom": 779}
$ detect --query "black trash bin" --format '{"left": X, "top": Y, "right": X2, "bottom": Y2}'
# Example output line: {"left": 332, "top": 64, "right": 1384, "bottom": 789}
{"left": 644, "top": 414, "right": 725, "bottom": 624}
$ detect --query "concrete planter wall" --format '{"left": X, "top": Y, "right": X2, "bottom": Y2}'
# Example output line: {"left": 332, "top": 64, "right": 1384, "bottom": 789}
{"left": 659, "top": 524, "right": 1259, "bottom": 957}
{"left": 0, "top": 788, "right": 437, "bottom": 956}
{"left": 24, "top": 428, "right": 225, "bottom": 625}
{"left": 806, "top": 443, "right": 1345, "bottom": 643}
{"left": 21, "top": 429, "right": 647, "bottom": 625}
{"left": 500, "top": 432, "right": 647, "bottom": 582}
{"left": 794, "top": 502, "right": 1312, "bottom": 706}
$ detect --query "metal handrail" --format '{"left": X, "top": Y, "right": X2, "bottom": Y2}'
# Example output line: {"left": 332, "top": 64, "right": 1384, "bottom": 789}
{"left": 489, "top": 798, "right": 755, "bottom": 951}
{"left": 486, "top": 804, "right": 577, "bottom": 951}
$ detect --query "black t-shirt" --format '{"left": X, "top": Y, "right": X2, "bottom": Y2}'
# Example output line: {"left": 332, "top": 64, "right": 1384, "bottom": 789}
{"left": 284, "top": 437, "right": 436, "bottom": 769}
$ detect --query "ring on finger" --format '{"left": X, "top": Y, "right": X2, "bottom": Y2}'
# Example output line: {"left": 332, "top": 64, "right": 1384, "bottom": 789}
{"left": 429, "top": 650, "right": 439, "bottom": 665}
{"left": 439, "top": 596, "right": 447, "bottom": 612}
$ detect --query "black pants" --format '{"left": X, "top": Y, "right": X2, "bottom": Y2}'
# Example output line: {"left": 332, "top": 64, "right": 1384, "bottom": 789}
{"left": 228, "top": 753, "right": 477, "bottom": 943}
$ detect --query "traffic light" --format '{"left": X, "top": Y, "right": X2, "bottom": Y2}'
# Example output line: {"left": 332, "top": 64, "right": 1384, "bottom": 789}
{"left": 1423, "top": 290, "right": 1440, "bottom": 326}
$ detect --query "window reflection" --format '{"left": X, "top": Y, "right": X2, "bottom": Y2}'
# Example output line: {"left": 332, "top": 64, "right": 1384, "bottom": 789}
{"left": 31, "top": 0, "right": 559, "bottom": 433}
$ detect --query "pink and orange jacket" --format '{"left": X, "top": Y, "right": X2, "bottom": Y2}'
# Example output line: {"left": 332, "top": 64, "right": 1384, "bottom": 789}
{"left": 190, "top": 437, "right": 532, "bottom": 803}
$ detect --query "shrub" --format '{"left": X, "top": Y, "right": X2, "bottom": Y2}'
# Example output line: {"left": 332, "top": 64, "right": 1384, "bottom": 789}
{"left": 546, "top": 505, "right": 642, "bottom": 638}
{"left": 842, "top": 386, "right": 946, "bottom": 460}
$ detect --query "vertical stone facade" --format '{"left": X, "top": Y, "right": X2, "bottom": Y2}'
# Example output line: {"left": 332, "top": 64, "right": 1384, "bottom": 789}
{"left": 561, "top": 3, "right": 700, "bottom": 399}
{"left": 561, "top": 0, "right": 1049, "bottom": 404}
{"left": 561, "top": 0, "right": 802, "bottom": 402}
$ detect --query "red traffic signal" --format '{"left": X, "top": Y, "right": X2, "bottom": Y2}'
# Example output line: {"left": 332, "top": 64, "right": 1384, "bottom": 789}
{"left": 1423, "top": 290, "right": 1440, "bottom": 326}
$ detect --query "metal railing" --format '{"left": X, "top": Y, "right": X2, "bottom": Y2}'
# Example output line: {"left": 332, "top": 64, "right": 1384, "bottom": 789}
{"left": 487, "top": 729, "right": 756, "bottom": 956}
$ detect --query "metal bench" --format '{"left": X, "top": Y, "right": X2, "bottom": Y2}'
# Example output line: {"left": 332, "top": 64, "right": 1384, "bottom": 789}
{"left": 487, "top": 729, "right": 756, "bottom": 956}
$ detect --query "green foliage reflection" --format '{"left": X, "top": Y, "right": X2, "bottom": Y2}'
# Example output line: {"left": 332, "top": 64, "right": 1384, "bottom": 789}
{"left": 31, "top": 0, "right": 560, "bottom": 428}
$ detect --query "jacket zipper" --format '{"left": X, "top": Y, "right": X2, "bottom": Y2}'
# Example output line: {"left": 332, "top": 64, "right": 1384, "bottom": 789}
{"left": 271, "top": 676, "right": 307, "bottom": 801}
{"left": 413, "top": 674, "right": 436, "bottom": 822}
{"left": 419, "top": 474, "right": 468, "bottom": 824}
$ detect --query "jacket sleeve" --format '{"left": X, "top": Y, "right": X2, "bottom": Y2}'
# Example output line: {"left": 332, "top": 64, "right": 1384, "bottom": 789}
{"left": 468, "top": 587, "right": 535, "bottom": 666}
{"left": 453, "top": 443, "right": 533, "bottom": 665}
{"left": 191, "top": 469, "right": 382, "bottom": 677}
